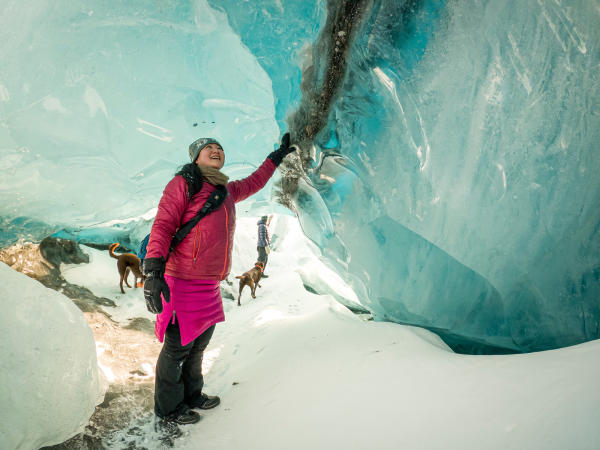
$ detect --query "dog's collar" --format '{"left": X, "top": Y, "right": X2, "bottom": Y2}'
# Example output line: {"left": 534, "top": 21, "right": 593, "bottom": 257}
{"left": 254, "top": 263, "right": 264, "bottom": 272}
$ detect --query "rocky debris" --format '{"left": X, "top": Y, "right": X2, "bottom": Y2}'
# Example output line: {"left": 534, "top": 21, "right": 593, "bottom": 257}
{"left": 0, "top": 239, "right": 116, "bottom": 312}
{"left": 275, "top": 0, "right": 373, "bottom": 209}
{"left": 39, "top": 236, "right": 89, "bottom": 267}
{"left": 0, "top": 241, "right": 54, "bottom": 277}
{"left": 124, "top": 317, "right": 155, "bottom": 335}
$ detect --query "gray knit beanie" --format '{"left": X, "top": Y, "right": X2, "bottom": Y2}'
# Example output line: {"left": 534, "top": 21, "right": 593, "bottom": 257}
{"left": 188, "top": 137, "right": 223, "bottom": 163}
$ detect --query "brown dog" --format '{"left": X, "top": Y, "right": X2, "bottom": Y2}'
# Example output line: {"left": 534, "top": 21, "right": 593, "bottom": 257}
{"left": 235, "top": 262, "right": 265, "bottom": 306}
{"left": 109, "top": 243, "right": 145, "bottom": 294}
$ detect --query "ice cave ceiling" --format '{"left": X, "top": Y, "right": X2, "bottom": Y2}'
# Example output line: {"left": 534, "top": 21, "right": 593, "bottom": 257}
{"left": 1, "top": 0, "right": 599, "bottom": 353}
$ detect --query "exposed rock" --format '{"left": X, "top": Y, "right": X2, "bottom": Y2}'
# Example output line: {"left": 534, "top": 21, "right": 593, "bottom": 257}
{"left": 0, "top": 241, "right": 116, "bottom": 312}
{"left": 0, "top": 242, "right": 54, "bottom": 278}
{"left": 39, "top": 236, "right": 89, "bottom": 267}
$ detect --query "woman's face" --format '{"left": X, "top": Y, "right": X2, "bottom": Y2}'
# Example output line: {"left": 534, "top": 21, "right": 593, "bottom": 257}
{"left": 196, "top": 143, "right": 225, "bottom": 169}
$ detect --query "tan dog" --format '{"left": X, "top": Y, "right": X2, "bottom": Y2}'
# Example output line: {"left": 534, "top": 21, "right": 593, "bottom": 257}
{"left": 109, "top": 243, "right": 145, "bottom": 294}
{"left": 235, "top": 262, "right": 265, "bottom": 306}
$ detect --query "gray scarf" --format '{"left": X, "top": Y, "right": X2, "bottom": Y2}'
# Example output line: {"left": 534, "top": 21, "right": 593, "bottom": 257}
{"left": 198, "top": 165, "right": 229, "bottom": 186}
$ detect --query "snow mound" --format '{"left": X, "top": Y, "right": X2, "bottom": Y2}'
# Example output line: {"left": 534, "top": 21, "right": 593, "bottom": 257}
{"left": 0, "top": 262, "right": 102, "bottom": 449}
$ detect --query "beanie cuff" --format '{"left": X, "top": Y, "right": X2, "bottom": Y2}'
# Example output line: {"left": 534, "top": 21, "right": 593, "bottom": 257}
{"left": 189, "top": 138, "right": 222, "bottom": 163}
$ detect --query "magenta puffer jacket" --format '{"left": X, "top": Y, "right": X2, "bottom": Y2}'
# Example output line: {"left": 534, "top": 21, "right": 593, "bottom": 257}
{"left": 146, "top": 158, "right": 276, "bottom": 280}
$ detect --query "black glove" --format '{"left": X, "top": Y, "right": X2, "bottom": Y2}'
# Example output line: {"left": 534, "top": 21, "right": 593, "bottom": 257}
{"left": 268, "top": 132, "right": 297, "bottom": 166}
{"left": 143, "top": 257, "right": 170, "bottom": 314}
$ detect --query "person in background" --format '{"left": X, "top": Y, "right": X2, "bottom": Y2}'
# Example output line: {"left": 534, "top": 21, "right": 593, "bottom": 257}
{"left": 256, "top": 215, "right": 272, "bottom": 278}
{"left": 143, "top": 133, "right": 296, "bottom": 426}
{"left": 137, "top": 232, "right": 150, "bottom": 276}
{"left": 133, "top": 233, "right": 151, "bottom": 287}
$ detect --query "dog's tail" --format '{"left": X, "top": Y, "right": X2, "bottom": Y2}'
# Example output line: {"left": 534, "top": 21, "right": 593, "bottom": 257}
{"left": 109, "top": 243, "right": 120, "bottom": 259}
{"left": 235, "top": 276, "right": 243, "bottom": 279}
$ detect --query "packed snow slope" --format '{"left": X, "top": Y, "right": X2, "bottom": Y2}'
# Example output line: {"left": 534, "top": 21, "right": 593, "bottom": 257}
{"left": 1, "top": 1, "right": 599, "bottom": 352}
{"left": 61, "top": 216, "right": 600, "bottom": 449}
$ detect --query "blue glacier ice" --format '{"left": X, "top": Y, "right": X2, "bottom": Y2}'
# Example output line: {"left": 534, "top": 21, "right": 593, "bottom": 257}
{"left": 0, "top": 0, "right": 283, "bottom": 230}
{"left": 1, "top": 0, "right": 598, "bottom": 353}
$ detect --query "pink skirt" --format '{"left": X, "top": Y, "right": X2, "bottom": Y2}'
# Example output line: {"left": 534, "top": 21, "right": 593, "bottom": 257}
{"left": 155, "top": 275, "right": 225, "bottom": 346}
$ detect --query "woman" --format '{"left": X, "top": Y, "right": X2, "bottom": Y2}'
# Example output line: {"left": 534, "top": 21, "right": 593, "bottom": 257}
{"left": 143, "top": 133, "right": 295, "bottom": 425}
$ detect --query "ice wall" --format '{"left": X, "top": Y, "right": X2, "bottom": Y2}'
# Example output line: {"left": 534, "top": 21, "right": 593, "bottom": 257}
{"left": 283, "top": 0, "right": 600, "bottom": 352}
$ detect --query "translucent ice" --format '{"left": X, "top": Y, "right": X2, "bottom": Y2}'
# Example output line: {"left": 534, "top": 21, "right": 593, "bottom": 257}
{"left": 285, "top": 0, "right": 600, "bottom": 352}
{"left": 0, "top": 0, "right": 279, "bottom": 230}
{"left": 0, "top": 262, "right": 102, "bottom": 448}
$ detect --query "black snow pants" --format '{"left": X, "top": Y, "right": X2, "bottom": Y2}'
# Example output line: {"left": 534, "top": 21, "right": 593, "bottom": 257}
{"left": 154, "top": 318, "right": 215, "bottom": 418}
{"left": 257, "top": 246, "right": 269, "bottom": 270}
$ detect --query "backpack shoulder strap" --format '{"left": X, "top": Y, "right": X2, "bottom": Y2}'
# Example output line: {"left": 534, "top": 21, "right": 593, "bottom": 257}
{"left": 168, "top": 185, "right": 228, "bottom": 257}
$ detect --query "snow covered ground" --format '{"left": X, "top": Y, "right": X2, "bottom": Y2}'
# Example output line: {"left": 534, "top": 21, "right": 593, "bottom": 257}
{"left": 60, "top": 215, "right": 600, "bottom": 449}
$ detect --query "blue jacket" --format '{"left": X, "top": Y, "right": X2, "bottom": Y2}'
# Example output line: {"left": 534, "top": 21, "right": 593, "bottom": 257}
{"left": 257, "top": 220, "right": 270, "bottom": 247}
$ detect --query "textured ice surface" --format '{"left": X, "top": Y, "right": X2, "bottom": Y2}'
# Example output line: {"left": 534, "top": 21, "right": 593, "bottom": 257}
{"left": 0, "top": 0, "right": 279, "bottom": 230}
{"left": 1, "top": 0, "right": 599, "bottom": 352}
{"left": 206, "top": 0, "right": 325, "bottom": 131}
{"left": 288, "top": 0, "right": 600, "bottom": 352}
{"left": 0, "top": 262, "right": 101, "bottom": 449}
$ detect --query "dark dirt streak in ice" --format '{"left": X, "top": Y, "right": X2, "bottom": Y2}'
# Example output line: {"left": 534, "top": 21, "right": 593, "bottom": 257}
{"left": 276, "top": 0, "right": 374, "bottom": 208}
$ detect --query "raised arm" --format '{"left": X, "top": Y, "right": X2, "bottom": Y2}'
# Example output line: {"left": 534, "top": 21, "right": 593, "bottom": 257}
{"left": 228, "top": 133, "right": 297, "bottom": 203}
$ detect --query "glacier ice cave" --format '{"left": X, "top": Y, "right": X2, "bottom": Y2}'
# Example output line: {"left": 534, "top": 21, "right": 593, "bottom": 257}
{"left": 1, "top": 0, "right": 598, "bottom": 354}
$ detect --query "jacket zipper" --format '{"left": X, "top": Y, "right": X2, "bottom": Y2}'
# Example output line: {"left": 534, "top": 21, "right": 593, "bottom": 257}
{"left": 171, "top": 283, "right": 176, "bottom": 324}
{"left": 192, "top": 227, "right": 200, "bottom": 263}
{"left": 219, "top": 207, "right": 230, "bottom": 279}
